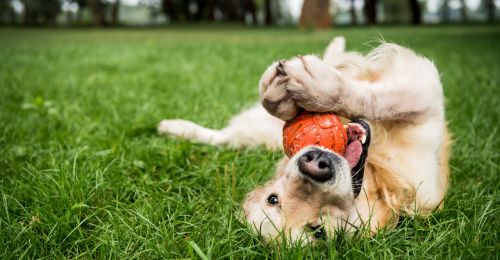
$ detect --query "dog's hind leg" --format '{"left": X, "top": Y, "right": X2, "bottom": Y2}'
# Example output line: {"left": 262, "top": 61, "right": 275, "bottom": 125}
{"left": 158, "top": 119, "right": 229, "bottom": 146}
{"left": 158, "top": 104, "right": 284, "bottom": 150}
{"left": 323, "top": 36, "right": 346, "bottom": 63}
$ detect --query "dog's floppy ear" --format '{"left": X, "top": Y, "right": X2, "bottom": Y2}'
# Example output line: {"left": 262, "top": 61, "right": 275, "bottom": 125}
{"left": 348, "top": 119, "right": 371, "bottom": 198}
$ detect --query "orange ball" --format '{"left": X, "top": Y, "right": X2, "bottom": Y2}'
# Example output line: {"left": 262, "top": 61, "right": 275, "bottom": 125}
{"left": 283, "top": 111, "right": 347, "bottom": 158}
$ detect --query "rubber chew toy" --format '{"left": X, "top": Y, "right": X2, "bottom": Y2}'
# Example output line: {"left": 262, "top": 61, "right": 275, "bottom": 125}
{"left": 283, "top": 111, "right": 347, "bottom": 158}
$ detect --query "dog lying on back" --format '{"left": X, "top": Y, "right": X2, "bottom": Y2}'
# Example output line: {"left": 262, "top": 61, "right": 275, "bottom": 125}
{"left": 158, "top": 37, "right": 450, "bottom": 243}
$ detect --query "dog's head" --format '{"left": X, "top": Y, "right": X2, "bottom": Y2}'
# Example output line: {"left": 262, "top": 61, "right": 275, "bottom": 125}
{"left": 243, "top": 120, "right": 370, "bottom": 243}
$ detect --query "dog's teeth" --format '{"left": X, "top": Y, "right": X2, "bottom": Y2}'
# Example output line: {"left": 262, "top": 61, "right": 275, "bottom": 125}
{"left": 317, "top": 145, "right": 335, "bottom": 153}
{"left": 348, "top": 123, "right": 367, "bottom": 144}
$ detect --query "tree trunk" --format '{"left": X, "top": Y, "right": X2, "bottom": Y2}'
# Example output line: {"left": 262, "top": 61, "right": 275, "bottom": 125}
{"left": 205, "top": 0, "right": 216, "bottom": 21}
{"left": 162, "top": 0, "right": 178, "bottom": 22}
{"left": 181, "top": 1, "right": 192, "bottom": 21}
{"left": 364, "top": 0, "right": 377, "bottom": 25}
{"left": 265, "top": 0, "right": 273, "bottom": 25}
{"left": 350, "top": 0, "right": 357, "bottom": 25}
{"left": 21, "top": 0, "right": 40, "bottom": 25}
{"left": 409, "top": 0, "right": 421, "bottom": 24}
{"left": 66, "top": 10, "right": 74, "bottom": 25}
{"left": 224, "top": 0, "right": 242, "bottom": 22}
{"left": 244, "top": 0, "right": 257, "bottom": 25}
{"left": 485, "top": 0, "right": 495, "bottom": 22}
{"left": 111, "top": 0, "right": 120, "bottom": 26}
{"left": 21, "top": 0, "right": 33, "bottom": 25}
{"left": 75, "top": 0, "right": 86, "bottom": 25}
{"left": 442, "top": 0, "right": 449, "bottom": 23}
{"left": 87, "top": 0, "right": 107, "bottom": 26}
{"left": 459, "top": 0, "right": 467, "bottom": 22}
{"left": 192, "top": 0, "right": 204, "bottom": 20}
{"left": 299, "top": 0, "right": 331, "bottom": 29}
{"left": 76, "top": 9, "right": 83, "bottom": 24}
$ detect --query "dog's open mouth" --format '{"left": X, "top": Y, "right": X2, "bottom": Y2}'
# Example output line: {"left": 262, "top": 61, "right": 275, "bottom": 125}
{"left": 344, "top": 119, "right": 371, "bottom": 197}
{"left": 345, "top": 121, "right": 369, "bottom": 168}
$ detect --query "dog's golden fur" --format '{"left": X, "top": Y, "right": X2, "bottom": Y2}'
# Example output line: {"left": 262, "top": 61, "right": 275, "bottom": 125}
{"left": 367, "top": 121, "right": 451, "bottom": 215}
{"left": 158, "top": 37, "right": 450, "bottom": 243}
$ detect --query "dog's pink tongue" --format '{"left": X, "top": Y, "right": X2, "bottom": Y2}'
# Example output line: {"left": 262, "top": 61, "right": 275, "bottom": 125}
{"left": 344, "top": 140, "right": 362, "bottom": 168}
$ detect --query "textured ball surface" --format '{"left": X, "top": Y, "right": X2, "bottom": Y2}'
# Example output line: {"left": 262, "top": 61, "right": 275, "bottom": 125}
{"left": 283, "top": 111, "right": 347, "bottom": 158}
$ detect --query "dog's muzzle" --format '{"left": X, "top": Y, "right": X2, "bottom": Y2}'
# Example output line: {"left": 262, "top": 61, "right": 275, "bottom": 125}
{"left": 298, "top": 148, "right": 340, "bottom": 183}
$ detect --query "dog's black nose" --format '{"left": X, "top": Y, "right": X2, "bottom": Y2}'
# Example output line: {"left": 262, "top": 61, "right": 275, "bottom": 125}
{"left": 298, "top": 149, "right": 335, "bottom": 182}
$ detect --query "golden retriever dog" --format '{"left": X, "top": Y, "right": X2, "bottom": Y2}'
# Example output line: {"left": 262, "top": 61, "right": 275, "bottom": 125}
{"left": 158, "top": 37, "right": 450, "bottom": 243}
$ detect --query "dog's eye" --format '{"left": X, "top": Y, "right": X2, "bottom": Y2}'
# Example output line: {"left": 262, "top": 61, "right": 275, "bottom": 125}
{"left": 267, "top": 194, "right": 279, "bottom": 205}
{"left": 309, "top": 225, "right": 326, "bottom": 240}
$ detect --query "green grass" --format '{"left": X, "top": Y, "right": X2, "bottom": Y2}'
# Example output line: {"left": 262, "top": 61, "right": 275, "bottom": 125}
{"left": 0, "top": 25, "right": 499, "bottom": 258}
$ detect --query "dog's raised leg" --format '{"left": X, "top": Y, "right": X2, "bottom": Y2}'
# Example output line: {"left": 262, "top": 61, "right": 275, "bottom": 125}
{"left": 158, "top": 104, "right": 284, "bottom": 149}
{"left": 158, "top": 119, "right": 229, "bottom": 146}
{"left": 261, "top": 44, "right": 444, "bottom": 123}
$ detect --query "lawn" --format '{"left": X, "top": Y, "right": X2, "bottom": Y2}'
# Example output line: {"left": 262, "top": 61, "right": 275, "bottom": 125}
{"left": 0, "top": 25, "right": 499, "bottom": 258}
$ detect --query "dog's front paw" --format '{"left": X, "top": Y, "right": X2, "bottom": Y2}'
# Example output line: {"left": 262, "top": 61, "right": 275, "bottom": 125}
{"left": 259, "top": 61, "right": 299, "bottom": 121}
{"left": 283, "top": 55, "right": 343, "bottom": 111}
{"left": 157, "top": 119, "right": 199, "bottom": 139}
{"left": 259, "top": 56, "right": 343, "bottom": 120}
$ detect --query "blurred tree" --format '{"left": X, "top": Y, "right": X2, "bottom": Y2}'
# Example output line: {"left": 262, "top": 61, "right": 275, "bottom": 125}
{"left": 264, "top": 0, "right": 273, "bottom": 25}
{"left": 162, "top": 0, "right": 178, "bottom": 22}
{"left": 364, "top": 0, "right": 377, "bottom": 24}
{"left": 483, "top": 0, "right": 495, "bottom": 22}
{"left": 111, "top": 0, "right": 120, "bottom": 26}
{"left": 350, "top": 0, "right": 357, "bottom": 25}
{"left": 0, "top": 0, "right": 16, "bottom": 24}
{"left": 180, "top": 0, "right": 206, "bottom": 21}
{"left": 69, "top": 0, "right": 120, "bottom": 26}
{"left": 299, "top": 0, "right": 331, "bottom": 28}
{"left": 87, "top": 0, "right": 107, "bottom": 26}
{"left": 383, "top": 0, "right": 410, "bottom": 23}
{"left": 459, "top": 0, "right": 467, "bottom": 22}
{"left": 71, "top": 0, "right": 87, "bottom": 24}
{"left": 194, "top": 0, "right": 206, "bottom": 20}
{"left": 244, "top": 0, "right": 257, "bottom": 24}
{"left": 160, "top": 0, "right": 258, "bottom": 24}
{"left": 21, "top": 0, "right": 61, "bottom": 25}
{"left": 181, "top": 1, "right": 191, "bottom": 21}
{"left": 441, "top": 0, "right": 449, "bottom": 23}
{"left": 224, "top": 0, "right": 242, "bottom": 21}
{"left": 409, "top": 0, "right": 421, "bottom": 24}
{"left": 204, "top": 0, "right": 215, "bottom": 21}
